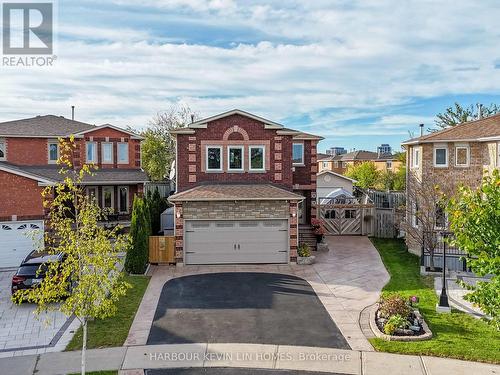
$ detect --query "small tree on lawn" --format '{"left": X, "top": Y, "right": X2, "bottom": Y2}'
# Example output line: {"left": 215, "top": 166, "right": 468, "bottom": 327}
{"left": 125, "top": 195, "right": 151, "bottom": 274}
{"left": 12, "top": 137, "right": 131, "bottom": 375}
{"left": 447, "top": 170, "right": 500, "bottom": 329}
{"left": 402, "top": 172, "right": 456, "bottom": 270}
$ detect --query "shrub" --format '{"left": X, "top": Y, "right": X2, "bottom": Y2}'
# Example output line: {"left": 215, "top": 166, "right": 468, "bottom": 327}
{"left": 298, "top": 243, "right": 311, "bottom": 257}
{"left": 125, "top": 196, "right": 151, "bottom": 274}
{"left": 384, "top": 314, "right": 409, "bottom": 335}
{"left": 379, "top": 294, "right": 412, "bottom": 319}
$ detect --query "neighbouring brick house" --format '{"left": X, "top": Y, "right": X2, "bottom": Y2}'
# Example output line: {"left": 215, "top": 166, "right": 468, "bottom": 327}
{"left": 402, "top": 114, "right": 500, "bottom": 255}
{"left": 168, "top": 109, "right": 323, "bottom": 265}
{"left": 0, "top": 115, "right": 147, "bottom": 268}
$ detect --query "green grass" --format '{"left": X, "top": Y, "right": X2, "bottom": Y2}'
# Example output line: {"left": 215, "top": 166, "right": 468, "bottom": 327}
{"left": 65, "top": 275, "right": 150, "bottom": 351}
{"left": 369, "top": 238, "right": 500, "bottom": 364}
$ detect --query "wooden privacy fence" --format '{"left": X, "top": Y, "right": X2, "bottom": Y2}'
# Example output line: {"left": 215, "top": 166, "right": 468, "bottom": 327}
{"left": 374, "top": 208, "right": 403, "bottom": 238}
{"left": 149, "top": 236, "right": 175, "bottom": 264}
{"left": 318, "top": 203, "right": 375, "bottom": 236}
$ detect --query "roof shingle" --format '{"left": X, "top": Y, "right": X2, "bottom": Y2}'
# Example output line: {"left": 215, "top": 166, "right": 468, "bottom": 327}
{"left": 0, "top": 115, "right": 95, "bottom": 137}
{"left": 168, "top": 184, "right": 304, "bottom": 202}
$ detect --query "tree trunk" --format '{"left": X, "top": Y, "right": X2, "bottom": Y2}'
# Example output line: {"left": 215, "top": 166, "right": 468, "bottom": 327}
{"left": 81, "top": 318, "right": 87, "bottom": 375}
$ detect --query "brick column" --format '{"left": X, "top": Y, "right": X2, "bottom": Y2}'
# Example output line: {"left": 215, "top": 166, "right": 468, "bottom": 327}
{"left": 310, "top": 141, "right": 318, "bottom": 219}
{"left": 289, "top": 201, "right": 298, "bottom": 262}
{"left": 174, "top": 203, "right": 184, "bottom": 264}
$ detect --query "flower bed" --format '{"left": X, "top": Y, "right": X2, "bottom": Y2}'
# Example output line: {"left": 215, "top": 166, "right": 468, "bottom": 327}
{"left": 369, "top": 294, "right": 433, "bottom": 341}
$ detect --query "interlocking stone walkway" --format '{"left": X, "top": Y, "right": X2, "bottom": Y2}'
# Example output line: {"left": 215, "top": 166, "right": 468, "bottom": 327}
{"left": 0, "top": 271, "right": 77, "bottom": 358}
{"left": 126, "top": 236, "right": 389, "bottom": 351}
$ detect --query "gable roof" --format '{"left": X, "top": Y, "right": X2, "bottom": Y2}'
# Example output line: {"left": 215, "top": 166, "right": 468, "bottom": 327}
{"left": 0, "top": 161, "right": 148, "bottom": 185}
{"left": 402, "top": 113, "right": 500, "bottom": 145}
{"left": 339, "top": 150, "right": 378, "bottom": 161}
{"left": 0, "top": 115, "right": 94, "bottom": 137}
{"left": 188, "top": 109, "right": 285, "bottom": 129}
{"left": 317, "top": 169, "right": 357, "bottom": 182}
{"left": 0, "top": 115, "right": 143, "bottom": 139}
{"left": 168, "top": 183, "right": 304, "bottom": 202}
{"left": 170, "top": 109, "right": 323, "bottom": 140}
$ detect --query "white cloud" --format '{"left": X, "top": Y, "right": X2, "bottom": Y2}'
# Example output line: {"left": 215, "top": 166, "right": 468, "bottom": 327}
{"left": 0, "top": 1, "right": 499, "bottom": 143}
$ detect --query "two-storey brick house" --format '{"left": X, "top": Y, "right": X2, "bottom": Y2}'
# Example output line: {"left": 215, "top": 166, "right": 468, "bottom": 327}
{"left": 402, "top": 114, "right": 500, "bottom": 254}
{"left": 0, "top": 115, "right": 147, "bottom": 268}
{"left": 168, "top": 109, "right": 322, "bottom": 265}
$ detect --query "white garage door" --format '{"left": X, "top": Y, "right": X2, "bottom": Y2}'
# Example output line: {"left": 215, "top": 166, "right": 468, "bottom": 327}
{"left": 0, "top": 221, "right": 44, "bottom": 268}
{"left": 184, "top": 219, "right": 288, "bottom": 265}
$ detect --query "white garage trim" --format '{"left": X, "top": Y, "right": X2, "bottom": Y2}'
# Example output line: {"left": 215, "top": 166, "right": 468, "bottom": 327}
{"left": 0, "top": 220, "right": 44, "bottom": 269}
{"left": 184, "top": 218, "right": 289, "bottom": 265}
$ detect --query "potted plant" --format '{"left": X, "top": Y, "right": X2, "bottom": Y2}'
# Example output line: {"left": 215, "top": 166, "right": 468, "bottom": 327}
{"left": 297, "top": 243, "right": 315, "bottom": 265}
{"left": 311, "top": 218, "right": 325, "bottom": 243}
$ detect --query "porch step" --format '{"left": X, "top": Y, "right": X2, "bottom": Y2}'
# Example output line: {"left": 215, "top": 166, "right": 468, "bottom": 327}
{"left": 298, "top": 225, "right": 317, "bottom": 251}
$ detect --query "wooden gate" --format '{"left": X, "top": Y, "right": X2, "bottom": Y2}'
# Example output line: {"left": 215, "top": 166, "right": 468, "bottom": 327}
{"left": 318, "top": 203, "right": 374, "bottom": 235}
{"left": 149, "top": 236, "right": 175, "bottom": 264}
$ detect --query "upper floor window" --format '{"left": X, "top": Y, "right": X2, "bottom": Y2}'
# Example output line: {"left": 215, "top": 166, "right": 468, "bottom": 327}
{"left": 412, "top": 147, "right": 420, "bottom": 168}
{"left": 249, "top": 146, "right": 265, "bottom": 171}
{"left": 322, "top": 161, "right": 328, "bottom": 169}
{"left": 292, "top": 143, "right": 304, "bottom": 165}
{"left": 455, "top": 145, "right": 469, "bottom": 167}
{"left": 206, "top": 146, "right": 222, "bottom": 171}
{"left": 386, "top": 161, "right": 392, "bottom": 169}
{"left": 86, "top": 142, "right": 97, "bottom": 163}
{"left": 434, "top": 145, "right": 448, "bottom": 167}
{"left": 48, "top": 140, "right": 59, "bottom": 164}
{"left": 228, "top": 146, "right": 244, "bottom": 171}
{"left": 102, "top": 142, "right": 113, "bottom": 164}
{"left": 0, "top": 139, "right": 5, "bottom": 161}
{"left": 497, "top": 143, "right": 500, "bottom": 167}
{"left": 118, "top": 142, "right": 129, "bottom": 164}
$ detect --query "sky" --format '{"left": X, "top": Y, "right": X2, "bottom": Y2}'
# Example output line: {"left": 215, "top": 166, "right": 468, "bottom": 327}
{"left": 1, "top": 0, "right": 500, "bottom": 153}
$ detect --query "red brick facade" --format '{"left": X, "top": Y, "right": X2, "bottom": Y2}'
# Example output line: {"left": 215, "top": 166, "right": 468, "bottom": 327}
{"left": 172, "top": 112, "right": 320, "bottom": 264}
{"left": 0, "top": 170, "right": 45, "bottom": 221}
{"left": 0, "top": 125, "right": 144, "bottom": 222}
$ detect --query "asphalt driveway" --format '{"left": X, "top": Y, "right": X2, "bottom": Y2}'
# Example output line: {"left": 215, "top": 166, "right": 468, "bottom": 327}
{"left": 147, "top": 272, "right": 350, "bottom": 349}
{"left": 146, "top": 369, "right": 344, "bottom": 375}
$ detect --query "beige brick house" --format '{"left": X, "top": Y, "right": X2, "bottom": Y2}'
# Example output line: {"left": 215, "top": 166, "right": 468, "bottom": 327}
{"left": 402, "top": 114, "right": 500, "bottom": 254}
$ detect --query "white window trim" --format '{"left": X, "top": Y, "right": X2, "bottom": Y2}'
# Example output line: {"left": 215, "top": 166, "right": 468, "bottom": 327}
{"left": 412, "top": 147, "right": 420, "bottom": 169}
{"left": 433, "top": 144, "right": 448, "bottom": 168}
{"left": 249, "top": 145, "right": 265, "bottom": 171}
{"left": 386, "top": 160, "right": 393, "bottom": 169}
{"left": 322, "top": 161, "right": 328, "bottom": 168}
{"left": 86, "top": 142, "right": 97, "bottom": 163}
{"left": 455, "top": 144, "right": 470, "bottom": 167}
{"left": 117, "top": 142, "right": 129, "bottom": 164}
{"left": 205, "top": 145, "right": 223, "bottom": 172}
{"left": 101, "top": 142, "right": 114, "bottom": 164}
{"left": 47, "top": 140, "right": 59, "bottom": 164}
{"left": 227, "top": 145, "right": 244, "bottom": 172}
{"left": 293, "top": 142, "right": 305, "bottom": 166}
{"left": 102, "top": 186, "right": 114, "bottom": 210}
{"left": 497, "top": 142, "right": 500, "bottom": 167}
{"left": 0, "top": 139, "right": 6, "bottom": 161}
{"left": 118, "top": 186, "right": 129, "bottom": 213}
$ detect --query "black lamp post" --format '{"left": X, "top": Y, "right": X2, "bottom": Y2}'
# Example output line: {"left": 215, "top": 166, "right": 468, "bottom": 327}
{"left": 437, "top": 231, "right": 451, "bottom": 311}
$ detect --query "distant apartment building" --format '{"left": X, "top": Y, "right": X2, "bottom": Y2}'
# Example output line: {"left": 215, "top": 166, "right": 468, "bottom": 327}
{"left": 325, "top": 146, "right": 347, "bottom": 156}
{"left": 377, "top": 144, "right": 392, "bottom": 155}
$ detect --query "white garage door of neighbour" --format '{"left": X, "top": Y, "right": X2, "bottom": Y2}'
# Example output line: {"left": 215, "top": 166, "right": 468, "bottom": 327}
{"left": 184, "top": 219, "right": 288, "bottom": 265}
{"left": 0, "top": 221, "right": 44, "bottom": 268}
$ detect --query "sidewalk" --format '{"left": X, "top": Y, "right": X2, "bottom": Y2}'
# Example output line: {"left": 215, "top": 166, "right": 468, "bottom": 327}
{"left": 434, "top": 276, "right": 487, "bottom": 318}
{"left": 2, "top": 343, "right": 499, "bottom": 375}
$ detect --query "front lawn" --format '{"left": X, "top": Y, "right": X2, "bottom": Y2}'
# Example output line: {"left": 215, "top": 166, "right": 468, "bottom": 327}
{"left": 370, "top": 238, "right": 500, "bottom": 364}
{"left": 65, "top": 275, "right": 150, "bottom": 351}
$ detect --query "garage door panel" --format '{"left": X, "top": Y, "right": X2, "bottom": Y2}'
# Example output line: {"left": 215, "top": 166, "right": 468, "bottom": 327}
{"left": 0, "top": 221, "right": 44, "bottom": 268}
{"left": 185, "top": 219, "right": 288, "bottom": 265}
